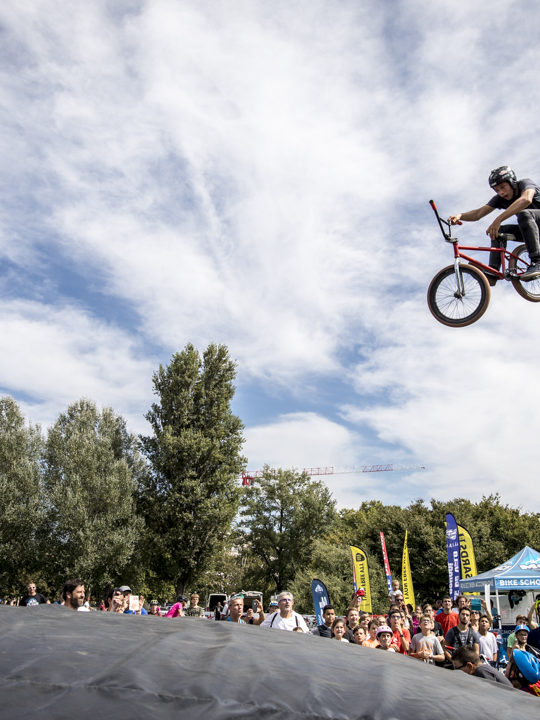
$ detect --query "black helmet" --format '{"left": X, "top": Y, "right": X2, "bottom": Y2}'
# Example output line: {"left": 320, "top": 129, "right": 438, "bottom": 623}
{"left": 489, "top": 166, "right": 517, "bottom": 190}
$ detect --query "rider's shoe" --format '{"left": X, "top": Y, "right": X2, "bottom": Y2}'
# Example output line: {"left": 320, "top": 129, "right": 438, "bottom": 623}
{"left": 483, "top": 266, "right": 499, "bottom": 286}
{"left": 521, "top": 261, "right": 540, "bottom": 282}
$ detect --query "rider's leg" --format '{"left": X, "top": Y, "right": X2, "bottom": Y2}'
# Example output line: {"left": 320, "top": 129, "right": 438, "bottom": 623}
{"left": 489, "top": 224, "right": 520, "bottom": 270}
{"left": 517, "top": 210, "right": 540, "bottom": 280}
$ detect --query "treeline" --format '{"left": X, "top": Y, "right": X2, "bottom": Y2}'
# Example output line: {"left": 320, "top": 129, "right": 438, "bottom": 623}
{"left": 1, "top": 343, "right": 539, "bottom": 612}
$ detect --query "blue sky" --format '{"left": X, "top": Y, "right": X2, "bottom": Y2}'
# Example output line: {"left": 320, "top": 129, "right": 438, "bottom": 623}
{"left": 2, "top": 0, "right": 540, "bottom": 510}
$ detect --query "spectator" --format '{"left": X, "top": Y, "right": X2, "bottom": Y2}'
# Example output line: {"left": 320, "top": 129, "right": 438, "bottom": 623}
{"left": 353, "top": 626, "right": 367, "bottom": 645}
{"left": 409, "top": 615, "right": 444, "bottom": 664}
{"left": 331, "top": 618, "right": 349, "bottom": 643}
{"left": 388, "top": 579, "right": 402, "bottom": 604}
{"left": 358, "top": 613, "right": 371, "bottom": 632}
{"left": 227, "top": 596, "right": 245, "bottom": 624}
{"left": 166, "top": 594, "right": 186, "bottom": 618}
{"left": 311, "top": 604, "right": 335, "bottom": 638}
{"left": 388, "top": 609, "right": 410, "bottom": 654}
{"left": 363, "top": 619, "right": 380, "bottom": 648}
{"left": 121, "top": 586, "right": 148, "bottom": 615}
{"left": 477, "top": 614, "right": 498, "bottom": 664}
{"left": 62, "top": 579, "right": 88, "bottom": 611}
{"left": 436, "top": 596, "right": 459, "bottom": 636}
{"left": 416, "top": 604, "right": 444, "bottom": 641}
{"left": 452, "top": 646, "right": 512, "bottom": 687}
{"left": 455, "top": 595, "right": 471, "bottom": 612}
{"left": 376, "top": 625, "right": 397, "bottom": 652}
{"left": 411, "top": 604, "right": 423, "bottom": 635}
{"left": 185, "top": 593, "right": 204, "bottom": 617}
{"left": 246, "top": 600, "right": 266, "bottom": 626}
{"left": 344, "top": 608, "right": 360, "bottom": 643}
{"left": 106, "top": 588, "right": 126, "bottom": 613}
{"left": 260, "top": 592, "right": 309, "bottom": 633}
{"left": 149, "top": 600, "right": 161, "bottom": 616}
{"left": 443, "top": 607, "right": 480, "bottom": 665}
{"left": 507, "top": 648, "right": 540, "bottom": 695}
{"left": 507, "top": 614, "right": 529, "bottom": 657}
{"left": 20, "top": 582, "right": 47, "bottom": 607}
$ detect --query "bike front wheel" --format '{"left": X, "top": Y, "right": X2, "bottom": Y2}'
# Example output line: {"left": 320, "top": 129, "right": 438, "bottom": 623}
{"left": 509, "top": 244, "right": 540, "bottom": 302}
{"left": 427, "top": 264, "right": 490, "bottom": 327}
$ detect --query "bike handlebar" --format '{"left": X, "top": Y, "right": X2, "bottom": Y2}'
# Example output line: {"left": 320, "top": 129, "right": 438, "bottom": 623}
{"left": 429, "top": 199, "right": 460, "bottom": 241}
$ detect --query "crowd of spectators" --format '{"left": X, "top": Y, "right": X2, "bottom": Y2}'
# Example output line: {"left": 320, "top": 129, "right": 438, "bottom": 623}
{"left": 4, "top": 580, "right": 540, "bottom": 696}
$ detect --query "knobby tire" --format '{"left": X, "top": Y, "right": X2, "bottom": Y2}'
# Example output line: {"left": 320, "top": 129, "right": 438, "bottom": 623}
{"left": 427, "top": 264, "right": 490, "bottom": 327}
{"left": 509, "top": 244, "right": 540, "bottom": 303}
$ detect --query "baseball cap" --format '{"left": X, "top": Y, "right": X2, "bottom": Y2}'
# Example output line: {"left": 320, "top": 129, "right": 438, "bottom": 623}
{"left": 119, "top": 585, "right": 131, "bottom": 593}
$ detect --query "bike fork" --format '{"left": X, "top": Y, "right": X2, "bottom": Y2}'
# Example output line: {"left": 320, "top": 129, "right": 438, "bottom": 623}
{"left": 453, "top": 259, "right": 465, "bottom": 297}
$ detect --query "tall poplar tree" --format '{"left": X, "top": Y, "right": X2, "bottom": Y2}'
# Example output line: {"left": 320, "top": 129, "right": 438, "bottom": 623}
{"left": 138, "top": 343, "right": 245, "bottom": 595}
{"left": 43, "top": 399, "right": 144, "bottom": 593}
{"left": 0, "top": 396, "right": 44, "bottom": 593}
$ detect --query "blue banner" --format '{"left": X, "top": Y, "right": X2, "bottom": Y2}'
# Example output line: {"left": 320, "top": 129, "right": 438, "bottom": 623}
{"left": 311, "top": 578, "right": 330, "bottom": 626}
{"left": 446, "top": 513, "right": 460, "bottom": 600}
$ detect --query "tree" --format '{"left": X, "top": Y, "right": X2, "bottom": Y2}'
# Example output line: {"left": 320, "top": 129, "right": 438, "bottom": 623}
{"left": 138, "top": 343, "right": 245, "bottom": 595}
{"left": 0, "top": 396, "right": 44, "bottom": 594}
{"left": 238, "top": 467, "right": 337, "bottom": 598}
{"left": 42, "top": 399, "right": 144, "bottom": 594}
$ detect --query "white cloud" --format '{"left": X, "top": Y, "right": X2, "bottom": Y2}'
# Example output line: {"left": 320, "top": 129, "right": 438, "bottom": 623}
{"left": 0, "top": 299, "right": 155, "bottom": 433}
{"left": 2, "top": 0, "right": 540, "bottom": 513}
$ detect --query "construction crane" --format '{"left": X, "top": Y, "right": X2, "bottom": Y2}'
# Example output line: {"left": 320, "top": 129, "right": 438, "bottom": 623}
{"left": 241, "top": 464, "right": 426, "bottom": 486}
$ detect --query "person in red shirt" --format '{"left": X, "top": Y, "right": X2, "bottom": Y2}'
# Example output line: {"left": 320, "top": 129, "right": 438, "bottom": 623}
{"left": 436, "top": 596, "right": 459, "bottom": 636}
{"left": 388, "top": 609, "right": 410, "bottom": 654}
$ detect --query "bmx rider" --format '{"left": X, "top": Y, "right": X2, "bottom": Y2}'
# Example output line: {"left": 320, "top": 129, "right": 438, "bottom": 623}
{"left": 448, "top": 166, "right": 540, "bottom": 284}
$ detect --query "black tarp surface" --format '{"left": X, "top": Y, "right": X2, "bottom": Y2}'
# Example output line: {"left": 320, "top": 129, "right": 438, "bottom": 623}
{"left": 0, "top": 606, "right": 537, "bottom": 719}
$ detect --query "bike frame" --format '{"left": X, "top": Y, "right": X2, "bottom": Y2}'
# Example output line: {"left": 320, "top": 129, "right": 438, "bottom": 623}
{"left": 429, "top": 199, "right": 522, "bottom": 293}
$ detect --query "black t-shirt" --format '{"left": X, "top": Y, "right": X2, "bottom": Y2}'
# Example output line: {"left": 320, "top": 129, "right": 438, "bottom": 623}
{"left": 528, "top": 627, "right": 540, "bottom": 650}
{"left": 487, "top": 178, "right": 540, "bottom": 210}
{"left": 473, "top": 664, "right": 513, "bottom": 686}
{"left": 20, "top": 594, "right": 47, "bottom": 606}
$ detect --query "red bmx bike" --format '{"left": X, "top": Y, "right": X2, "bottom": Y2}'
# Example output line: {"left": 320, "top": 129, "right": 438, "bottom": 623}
{"left": 427, "top": 200, "right": 540, "bottom": 327}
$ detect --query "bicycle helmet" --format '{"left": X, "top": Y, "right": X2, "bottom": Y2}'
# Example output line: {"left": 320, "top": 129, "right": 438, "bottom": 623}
{"left": 488, "top": 166, "right": 517, "bottom": 190}
{"left": 376, "top": 625, "right": 392, "bottom": 636}
{"left": 513, "top": 650, "right": 540, "bottom": 684}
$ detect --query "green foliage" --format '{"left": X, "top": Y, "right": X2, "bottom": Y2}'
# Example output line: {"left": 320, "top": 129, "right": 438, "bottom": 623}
{"left": 42, "top": 399, "right": 144, "bottom": 595}
{"left": 289, "top": 538, "right": 352, "bottom": 614}
{"left": 0, "top": 397, "right": 45, "bottom": 594}
{"left": 332, "top": 495, "right": 540, "bottom": 611}
{"left": 238, "top": 467, "right": 337, "bottom": 597}
{"left": 138, "top": 344, "right": 245, "bottom": 595}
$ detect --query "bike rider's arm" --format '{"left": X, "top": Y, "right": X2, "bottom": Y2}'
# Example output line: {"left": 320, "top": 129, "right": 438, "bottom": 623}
{"left": 449, "top": 205, "right": 493, "bottom": 224}
{"left": 485, "top": 188, "right": 535, "bottom": 240}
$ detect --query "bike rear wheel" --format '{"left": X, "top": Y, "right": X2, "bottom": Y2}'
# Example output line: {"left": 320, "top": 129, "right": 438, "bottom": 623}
{"left": 427, "top": 264, "right": 490, "bottom": 327}
{"left": 509, "top": 244, "right": 540, "bottom": 302}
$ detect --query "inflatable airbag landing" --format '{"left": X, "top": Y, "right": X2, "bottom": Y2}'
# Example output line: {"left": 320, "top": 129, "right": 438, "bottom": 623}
{"left": 0, "top": 606, "right": 536, "bottom": 719}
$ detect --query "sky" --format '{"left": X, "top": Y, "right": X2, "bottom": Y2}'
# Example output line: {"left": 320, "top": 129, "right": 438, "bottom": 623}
{"left": 2, "top": 0, "right": 540, "bottom": 512}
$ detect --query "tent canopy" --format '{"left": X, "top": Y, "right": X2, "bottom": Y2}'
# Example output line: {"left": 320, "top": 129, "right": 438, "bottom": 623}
{"left": 460, "top": 545, "right": 540, "bottom": 593}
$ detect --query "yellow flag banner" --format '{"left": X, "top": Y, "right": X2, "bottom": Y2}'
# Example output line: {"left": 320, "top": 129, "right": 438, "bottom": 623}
{"left": 349, "top": 545, "right": 373, "bottom": 613}
{"left": 457, "top": 523, "right": 479, "bottom": 595}
{"left": 402, "top": 530, "right": 415, "bottom": 609}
